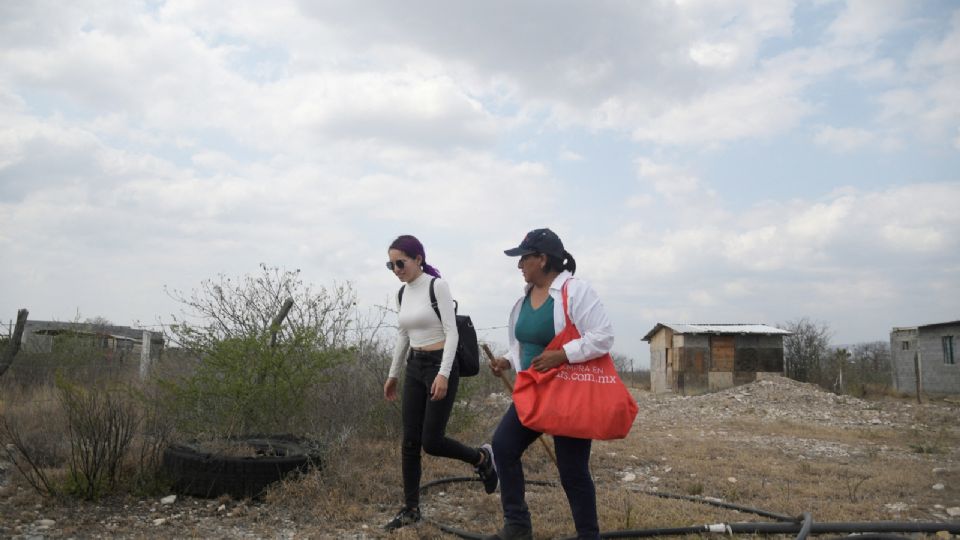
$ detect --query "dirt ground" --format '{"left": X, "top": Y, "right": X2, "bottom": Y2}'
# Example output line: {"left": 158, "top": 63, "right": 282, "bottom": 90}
{"left": 2, "top": 375, "right": 959, "bottom": 539}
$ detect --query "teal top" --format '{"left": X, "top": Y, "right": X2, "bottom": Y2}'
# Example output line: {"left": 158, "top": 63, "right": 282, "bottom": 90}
{"left": 514, "top": 294, "right": 556, "bottom": 370}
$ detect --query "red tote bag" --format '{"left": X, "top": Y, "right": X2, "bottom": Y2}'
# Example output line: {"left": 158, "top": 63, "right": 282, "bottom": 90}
{"left": 512, "top": 280, "right": 638, "bottom": 440}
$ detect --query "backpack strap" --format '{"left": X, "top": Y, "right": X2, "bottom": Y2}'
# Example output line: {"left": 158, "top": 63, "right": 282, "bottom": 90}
{"left": 428, "top": 278, "right": 440, "bottom": 320}
{"left": 429, "top": 278, "right": 458, "bottom": 320}
{"left": 399, "top": 278, "right": 456, "bottom": 321}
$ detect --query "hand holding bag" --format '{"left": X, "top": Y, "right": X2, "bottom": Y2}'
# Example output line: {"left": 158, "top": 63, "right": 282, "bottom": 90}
{"left": 512, "top": 280, "right": 638, "bottom": 440}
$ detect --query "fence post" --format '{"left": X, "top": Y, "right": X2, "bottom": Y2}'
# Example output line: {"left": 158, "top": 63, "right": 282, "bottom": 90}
{"left": 1, "top": 309, "right": 29, "bottom": 378}
{"left": 269, "top": 298, "right": 294, "bottom": 347}
{"left": 139, "top": 330, "right": 152, "bottom": 380}
{"left": 913, "top": 351, "right": 923, "bottom": 404}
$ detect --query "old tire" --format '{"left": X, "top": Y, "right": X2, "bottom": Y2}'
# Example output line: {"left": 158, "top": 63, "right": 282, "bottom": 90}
{"left": 161, "top": 434, "right": 322, "bottom": 499}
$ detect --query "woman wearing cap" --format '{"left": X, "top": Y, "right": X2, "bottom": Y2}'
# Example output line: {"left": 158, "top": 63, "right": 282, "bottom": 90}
{"left": 485, "top": 228, "right": 614, "bottom": 540}
{"left": 382, "top": 234, "right": 498, "bottom": 531}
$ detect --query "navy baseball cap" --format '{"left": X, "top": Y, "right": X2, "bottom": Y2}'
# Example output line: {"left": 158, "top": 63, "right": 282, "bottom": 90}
{"left": 504, "top": 228, "right": 565, "bottom": 258}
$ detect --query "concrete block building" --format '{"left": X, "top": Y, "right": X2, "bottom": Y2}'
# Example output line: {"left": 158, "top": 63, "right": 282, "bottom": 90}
{"left": 890, "top": 320, "right": 959, "bottom": 395}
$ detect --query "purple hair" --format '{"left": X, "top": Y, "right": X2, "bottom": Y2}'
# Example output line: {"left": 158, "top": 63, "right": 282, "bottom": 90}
{"left": 389, "top": 234, "right": 441, "bottom": 278}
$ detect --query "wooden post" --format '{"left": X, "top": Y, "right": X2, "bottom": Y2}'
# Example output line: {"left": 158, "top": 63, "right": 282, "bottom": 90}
{"left": 0, "top": 309, "right": 29, "bottom": 378}
{"left": 270, "top": 298, "right": 294, "bottom": 347}
{"left": 481, "top": 343, "right": 558, "bottom": 468}
{"left": 256, "top": 298, "right": 295, "bottom": 386}
{"left": 914, "top": 351, "right": 923, "bottom": 404}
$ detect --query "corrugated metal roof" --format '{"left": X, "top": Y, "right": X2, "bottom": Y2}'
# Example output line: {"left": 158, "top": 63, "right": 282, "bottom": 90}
{"left": 642, "top": 322, "right": 791, "bottom": 341}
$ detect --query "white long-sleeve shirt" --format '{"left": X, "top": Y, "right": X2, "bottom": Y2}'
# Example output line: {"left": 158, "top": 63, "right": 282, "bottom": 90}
{"left": 505, "top": 271, "right": 614, "bottom": 372}
{"left": 389, "top": 272, "right": 459, "bottom": 378}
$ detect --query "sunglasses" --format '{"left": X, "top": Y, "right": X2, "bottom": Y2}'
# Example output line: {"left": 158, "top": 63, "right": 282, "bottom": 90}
{"left": 386, "top": 259, "right": 411, "bottom": 271}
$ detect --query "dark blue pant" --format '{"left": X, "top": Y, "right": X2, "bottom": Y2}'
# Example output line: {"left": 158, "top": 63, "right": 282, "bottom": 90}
{"left": 491, "top": 403, "right": 599, "bottom": 539}
{"left": 401, "top": 349, "right": 479, "bottom": 509}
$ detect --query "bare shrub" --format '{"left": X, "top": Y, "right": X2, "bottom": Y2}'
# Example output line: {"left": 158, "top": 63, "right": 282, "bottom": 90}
{"left": 0, "top": 384, "right": 67, "bottom": 496}
{"left": 57, "top": 378, "right": 139, "bottom": 499}
{"left": 3, "top": 347, "right": 131, "bottom": 392}
{"left": 164, "top": 264, "right": 354, "bottom": 352}
{"left": 0, "top": 415, "right": 57, "bottom": 496}
{"left": 839, "top": 341, "right": 893, "bottom": 396}
{"left": 309, "top": 343, "right": 401, "bottom": 440}
{"left": 621, "top": 368, "right": 650, "bottom": 390}
{"left": 126, "top": 381, "right": 177, "bottom": 494}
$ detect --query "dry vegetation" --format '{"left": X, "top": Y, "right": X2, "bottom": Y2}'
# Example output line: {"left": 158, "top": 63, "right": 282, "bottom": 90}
{"left": 2, "top": 370, "right": 959, "bottom": 539}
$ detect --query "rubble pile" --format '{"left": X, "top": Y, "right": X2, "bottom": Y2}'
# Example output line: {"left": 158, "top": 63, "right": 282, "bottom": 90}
{"left": 638, "top": 375, "right": 944, "bottom": 429}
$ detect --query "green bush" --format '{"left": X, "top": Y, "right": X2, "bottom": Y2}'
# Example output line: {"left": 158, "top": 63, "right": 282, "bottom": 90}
{"left": 160, "top": 332, "right": 347, "bottom": 437}
{"left": 159, "top": 265, "right": 357, "bottom": 438}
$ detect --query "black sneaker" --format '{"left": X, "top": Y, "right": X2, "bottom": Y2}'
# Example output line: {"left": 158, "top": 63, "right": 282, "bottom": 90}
{"left": 384, "top": 506, "right": 421, "bottom": 531}
{"left": 476, "top": 443, "right": 498, "bottom": 494}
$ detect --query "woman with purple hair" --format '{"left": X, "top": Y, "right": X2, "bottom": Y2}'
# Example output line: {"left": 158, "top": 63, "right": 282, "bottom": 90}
{"left": 382, "top": 234, "right": 498, "bottom": 531}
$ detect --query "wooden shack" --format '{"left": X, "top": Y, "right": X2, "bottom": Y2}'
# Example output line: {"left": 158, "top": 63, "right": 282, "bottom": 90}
{"left": 643, "top": 323, "right": 791, "bottom": 394}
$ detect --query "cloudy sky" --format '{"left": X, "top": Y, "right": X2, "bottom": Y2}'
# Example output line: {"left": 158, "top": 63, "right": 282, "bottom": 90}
{"left": 2, "top": 0, "right": 958, "bottom": 366}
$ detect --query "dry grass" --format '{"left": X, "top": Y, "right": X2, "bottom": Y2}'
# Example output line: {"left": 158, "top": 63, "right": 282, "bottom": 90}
{"left": 253, "top": 383, "right": 960, "bottom": 538}
{"left": 2, "top": 372, "right": 959, "bottom": 538}
{"left": 1, "top": 384, "right": 69, "bottom": 469}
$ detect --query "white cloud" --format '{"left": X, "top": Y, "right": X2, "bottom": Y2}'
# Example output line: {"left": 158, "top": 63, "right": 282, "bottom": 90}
{"left": 633, "top": 157, "right": 728, "bottom": 227}
{"left": 871, "top": 10, "right": 960, "bottom": 147}
{"left": 879, "top": 224, "right": 946, "bottom": 252}
{"left": 559, "top": 149, "right": 583, "bottom": 161}
{"left": 1, "top": 1, "right": 959, "bottom": 362}
{"left": 625, "top": 194, "right": 653, "bottom": 209}
{"left": 688, "top": 289, "right": 717, "bottom": 307}
{"left": 601, "top": 179, "right": 960, "bottom": 312}
{"left": 826, "top": 0, "right": 912, "bottom": 47}
{"left": 814, "top": 126, "right": 877, "bottom": 152}
{"left": 788, "top": 199, "right": 851, "bottom": 241}
{"left": 636, "top": 158, "right": 704, "bottom": 198}
{"left": 688, "top": 41, "right": 742, "bottom": 69}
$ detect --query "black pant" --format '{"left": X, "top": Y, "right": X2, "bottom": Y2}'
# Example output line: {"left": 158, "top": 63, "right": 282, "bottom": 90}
{"left": 492, "top": 403, "right": 599, "bottom": 539}
{"left": 401, "top": 349, "right": 480, "bottom": 509}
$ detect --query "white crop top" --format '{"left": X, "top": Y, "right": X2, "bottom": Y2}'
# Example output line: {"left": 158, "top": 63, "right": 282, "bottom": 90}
{"left": 389, "top": 273, "right": 459, "bottom": 378}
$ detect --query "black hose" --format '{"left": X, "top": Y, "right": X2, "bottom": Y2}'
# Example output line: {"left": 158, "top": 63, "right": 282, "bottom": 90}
{"left": 593, "top": 525, "right": 713, "bottom": 538}
{"left": 577, "top": 521, "right": 960, "bottom": 539}
{"left": 824, "top": 533, "right": 912, "bottom": 540}
{"left": 419, "top": 476, "right": 555, "bottom": 493}
{"left": 584, "top": 521, "right": 960, "bottom": 540}
{"left": 425, "top": 517, "right": 487, "bottom": 540}
{"left": 417, "top": 476, "right": 960, "bottom": 539}
{"left": 637, "top": 489, "right": 794, "bottom": 521}
{"left": 727, "top": 521, "right": 960, "bottom": 535}
{"left": 795, "top": 512, "right": 812, "bottom": 540}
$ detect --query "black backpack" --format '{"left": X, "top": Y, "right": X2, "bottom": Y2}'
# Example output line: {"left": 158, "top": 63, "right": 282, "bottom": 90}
{"left": 397, "top": 278, "right": 480, "bottom": 377}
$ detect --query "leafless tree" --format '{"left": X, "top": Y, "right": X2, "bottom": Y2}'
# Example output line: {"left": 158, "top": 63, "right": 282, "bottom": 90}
{"left": 781, "top": 317, "right": 832, "bottom": 384}
{"left": 164, "top": 263, "right": 355, "bottom": 353}
{"left": 850, "top": 341, "right": 891, "bottom": 375}
{"left": 611, "top": 352, "right": 634, "bottom": 373}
